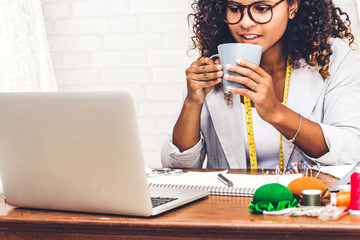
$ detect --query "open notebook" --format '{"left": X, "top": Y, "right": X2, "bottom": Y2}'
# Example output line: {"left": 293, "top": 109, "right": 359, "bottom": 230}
{"left": 148, "top": 171, "right": 302, "bottom": 197}
{"left": 0, "top": 92, "right": 209, "bottom": 217}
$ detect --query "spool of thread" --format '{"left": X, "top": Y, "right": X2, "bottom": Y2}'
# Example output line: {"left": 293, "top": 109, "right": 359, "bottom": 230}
{"left": 350, "top": 167, "right": 360, "bottom": 215}
{"left": 336, "top": 192, "right": 351, "bottom": 208}
{"left": 302, "top": 189, "right": 322, "bottom": 206}
{"left": 334, "top": 184, "right": 351, "bottom": 208}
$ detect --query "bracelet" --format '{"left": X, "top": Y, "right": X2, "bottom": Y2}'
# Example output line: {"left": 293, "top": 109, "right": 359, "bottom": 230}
{"left": 289, "top": 114, "right": 302, "bottom": 143}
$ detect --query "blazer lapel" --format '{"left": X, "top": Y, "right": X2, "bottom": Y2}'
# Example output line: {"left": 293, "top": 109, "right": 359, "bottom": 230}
{"left": 205, "top": 89, "right": 247, "bottom": 168}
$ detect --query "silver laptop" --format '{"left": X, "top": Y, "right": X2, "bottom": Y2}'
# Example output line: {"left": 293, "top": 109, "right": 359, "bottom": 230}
{"left": 0, "top": 91, "right": 208, "bottom": 217}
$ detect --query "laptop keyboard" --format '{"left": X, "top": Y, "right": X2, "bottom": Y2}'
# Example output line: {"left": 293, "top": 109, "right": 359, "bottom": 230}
{"left": 151, "top": 197, "right": 178, "bottom": 208}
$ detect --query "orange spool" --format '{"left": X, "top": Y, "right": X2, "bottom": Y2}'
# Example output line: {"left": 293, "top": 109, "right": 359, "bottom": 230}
{"left": 336, "top": 192, "right": 351, "bottom": 208}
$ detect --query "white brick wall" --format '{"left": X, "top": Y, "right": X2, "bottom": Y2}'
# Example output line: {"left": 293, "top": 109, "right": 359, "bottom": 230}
{"left": 41, "top": 0, "right": 360, "bottom": 168}
{"left": 42, "top": 0, "right": 197, "bottom": 168}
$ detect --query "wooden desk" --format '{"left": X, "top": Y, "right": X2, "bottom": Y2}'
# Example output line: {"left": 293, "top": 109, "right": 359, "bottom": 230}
{"left": 0, "top": 170, "right": 359, "bottom": 239}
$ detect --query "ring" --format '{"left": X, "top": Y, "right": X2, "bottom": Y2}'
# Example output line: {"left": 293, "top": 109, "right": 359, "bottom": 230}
{"left": 251, "top": 83, "right": 257, "bottom": 90}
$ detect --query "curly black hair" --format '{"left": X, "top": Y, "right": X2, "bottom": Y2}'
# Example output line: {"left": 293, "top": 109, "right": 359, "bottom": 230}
{"left": 188, "top": 0, "right": 355, "bottom": 80}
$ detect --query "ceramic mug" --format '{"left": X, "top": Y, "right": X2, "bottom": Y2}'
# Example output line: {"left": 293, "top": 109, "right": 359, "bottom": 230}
{"left": 210, "top": 43, "right": 262, "bottom": 93}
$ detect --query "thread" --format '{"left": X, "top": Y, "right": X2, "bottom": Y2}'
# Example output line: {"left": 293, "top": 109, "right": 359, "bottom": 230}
{"left": 334, "top": 185, "right": 351, "bottom": 208}
{"left": 336, "top": 192, "right": 351, "bottom": 208}
{"left": 350, "top": 167, "right": 360, "bottom": 215}
{"left": 302, "top": 189, "right": 321, "bottom": 206}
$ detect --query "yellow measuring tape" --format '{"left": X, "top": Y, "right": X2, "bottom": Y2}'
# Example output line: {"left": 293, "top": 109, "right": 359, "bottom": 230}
{"left": 244, "top": 56, "right": 292, "bottom": 170}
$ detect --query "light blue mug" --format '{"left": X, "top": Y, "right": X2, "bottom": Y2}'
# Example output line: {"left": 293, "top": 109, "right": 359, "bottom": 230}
{"left": 211, "top": 43, "right": 262, "bottom": 93}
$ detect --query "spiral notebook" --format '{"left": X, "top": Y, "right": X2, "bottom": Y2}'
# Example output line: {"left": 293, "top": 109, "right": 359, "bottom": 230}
{"left": 148, "top": 171, "right": 302, "bottom": 197}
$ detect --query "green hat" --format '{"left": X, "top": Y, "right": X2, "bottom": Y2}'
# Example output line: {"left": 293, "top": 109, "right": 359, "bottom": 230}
{"left": 248, "top": 183, "right": 299, "bottom": 214}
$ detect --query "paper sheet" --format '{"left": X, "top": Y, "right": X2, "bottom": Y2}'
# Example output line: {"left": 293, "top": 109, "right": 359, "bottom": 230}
{"left": 313, "top": 164, "right": 355, "bottom": 179}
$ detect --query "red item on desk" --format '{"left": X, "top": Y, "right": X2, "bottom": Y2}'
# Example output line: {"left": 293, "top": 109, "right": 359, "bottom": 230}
{"left": 350, "top": 167, "right": 360, "bottom": 214}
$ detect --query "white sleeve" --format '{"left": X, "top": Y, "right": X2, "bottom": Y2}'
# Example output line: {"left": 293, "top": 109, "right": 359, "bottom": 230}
{"left": 161, "top": 134, "right": 204, "bottom": 168}
{"left": 305, "top": 46, "right": 360, "bottom": 165}
{"left": 305, "top": 125, "right": 360, "bottom": 165}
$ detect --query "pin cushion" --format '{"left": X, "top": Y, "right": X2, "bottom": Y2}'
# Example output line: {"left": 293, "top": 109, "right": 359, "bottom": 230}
{"left": 248, "top": 183, "right": 299, "bottom": 214}
{"left": 287, "top": 177, "right": 330, "bottom": 204}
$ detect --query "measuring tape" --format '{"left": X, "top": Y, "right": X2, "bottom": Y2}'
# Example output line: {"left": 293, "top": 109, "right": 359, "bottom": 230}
{"left": 244, "top": 56, "right": 292, "bottom": 170}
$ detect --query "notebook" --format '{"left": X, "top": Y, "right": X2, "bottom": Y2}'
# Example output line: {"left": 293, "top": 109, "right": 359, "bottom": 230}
{"left": 0, "top": 91, "right": 209, "bottom": 217}
{"left": 148, "top": 171, "right": 302, "bottom": 197}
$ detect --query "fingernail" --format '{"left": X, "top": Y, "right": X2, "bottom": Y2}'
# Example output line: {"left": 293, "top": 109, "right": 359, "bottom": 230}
{"left": 227, "top": 86, "right": 233, "bottom": 92}
{"left": 217, "top": 71, "right": 223, "bottom": 76}
{"left": 236, "top": 59, "right": 243, "bottom": 64}
{"left": 225, "top": 64, "right": 231, "bottom": 70}
{"left": 217, "top": 65, "right": 223, "bottom": 70}
{"left": 224, "top": 74, "right": 229, "bottom": 79}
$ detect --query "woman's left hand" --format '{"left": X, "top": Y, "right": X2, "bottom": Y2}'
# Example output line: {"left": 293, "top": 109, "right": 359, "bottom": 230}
{"left": 225, "top": 59, "right": 283, "bottom": 123}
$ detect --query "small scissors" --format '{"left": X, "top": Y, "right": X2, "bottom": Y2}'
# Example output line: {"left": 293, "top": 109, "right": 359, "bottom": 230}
{"left": 147, "top": 168, "right": 184, "bottom": 177}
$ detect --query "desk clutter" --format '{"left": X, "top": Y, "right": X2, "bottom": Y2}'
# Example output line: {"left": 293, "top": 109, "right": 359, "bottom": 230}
{"left": 247, "top": 164, "right": 360, "bottom": 220}
{"left": 248, "top": 176, "right": 329, "bottom": 214}
{"left": 149, "top": 162, "right": 360, "bottom": 220}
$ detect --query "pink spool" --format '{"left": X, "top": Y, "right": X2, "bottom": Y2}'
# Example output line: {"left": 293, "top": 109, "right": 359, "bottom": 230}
{"left": 350, "top": 167, "right": 360, "bottom": 215}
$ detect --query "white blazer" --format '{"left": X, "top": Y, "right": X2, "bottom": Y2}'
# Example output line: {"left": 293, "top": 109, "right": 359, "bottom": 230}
{"left": 161, "top": 38, "right": 360, "bottom": 169}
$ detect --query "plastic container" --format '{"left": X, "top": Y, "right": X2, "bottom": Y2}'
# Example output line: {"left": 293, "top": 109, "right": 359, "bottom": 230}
{"left": 335, "top": 184, "right": 351, "bottom": 208}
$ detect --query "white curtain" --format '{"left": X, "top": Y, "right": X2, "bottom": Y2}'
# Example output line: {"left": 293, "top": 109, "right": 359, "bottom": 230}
{"left": 0, "top": 0, "right": 57, "bottom": 92}
{"left": 0, "top": 0, "right": 56, "bottom": 194}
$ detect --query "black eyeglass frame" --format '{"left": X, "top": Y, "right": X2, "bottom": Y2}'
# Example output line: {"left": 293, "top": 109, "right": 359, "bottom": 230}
{"left": 220, "top": 0, "right": 286, "bottom": 25}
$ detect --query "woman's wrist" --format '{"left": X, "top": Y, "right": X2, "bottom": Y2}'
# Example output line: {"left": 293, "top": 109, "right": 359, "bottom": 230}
{"left": 263, "top": 101, "right": 287, "bottom": 125}
{"left": 184, "top": 96, "right": 204, "bottom": 110}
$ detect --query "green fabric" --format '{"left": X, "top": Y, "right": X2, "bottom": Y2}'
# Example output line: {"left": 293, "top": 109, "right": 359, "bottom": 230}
{"left": 248, "top": 183, "right": 299, "bottom": 213}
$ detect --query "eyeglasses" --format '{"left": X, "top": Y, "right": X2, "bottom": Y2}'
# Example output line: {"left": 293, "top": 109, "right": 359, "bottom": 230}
{"left": 220, "top": 0, "right": 286, "bottom": 25}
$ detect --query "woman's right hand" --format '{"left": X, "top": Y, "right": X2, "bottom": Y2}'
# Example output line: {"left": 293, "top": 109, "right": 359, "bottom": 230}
{"left": 185, "top": 57, "right": 223, "bottom": 105}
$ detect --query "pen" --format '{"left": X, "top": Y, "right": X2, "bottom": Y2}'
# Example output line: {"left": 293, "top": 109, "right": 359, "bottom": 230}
{"left": 217, "top": 173, "right": 233, "bottom": 187}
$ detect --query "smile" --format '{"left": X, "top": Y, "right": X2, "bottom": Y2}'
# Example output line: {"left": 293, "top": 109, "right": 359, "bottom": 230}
{"left": 241, "top": 35, "right": 260, "bottom": 40}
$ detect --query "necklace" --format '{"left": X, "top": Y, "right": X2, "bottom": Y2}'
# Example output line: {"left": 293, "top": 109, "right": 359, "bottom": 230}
{"left": 244, "top": 56, "right": 292, "bottom": 170}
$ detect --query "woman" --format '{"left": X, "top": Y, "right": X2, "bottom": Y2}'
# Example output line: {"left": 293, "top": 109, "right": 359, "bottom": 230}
{"left": 161, "top": 0, "right": 360, "bottom": 169}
